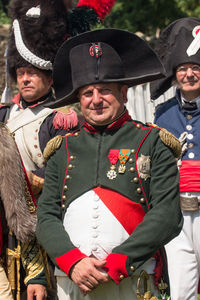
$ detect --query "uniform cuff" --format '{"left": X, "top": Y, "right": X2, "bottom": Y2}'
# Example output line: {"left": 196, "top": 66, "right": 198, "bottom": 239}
{"left": 56, "top": 248, "right": 87, "bottom": 276}
{"left": 104, "top": 253, "right": 129, "bottom": 284}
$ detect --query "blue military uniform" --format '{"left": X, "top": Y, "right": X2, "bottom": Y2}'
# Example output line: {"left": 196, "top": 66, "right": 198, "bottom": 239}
{"left": 155, "top": 89, "right": 200, "bottom": 193}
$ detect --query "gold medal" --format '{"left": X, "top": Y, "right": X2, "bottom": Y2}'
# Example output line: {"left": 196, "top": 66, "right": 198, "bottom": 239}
{"left": 118, "top": 164, "right": 126, "bottom": 174}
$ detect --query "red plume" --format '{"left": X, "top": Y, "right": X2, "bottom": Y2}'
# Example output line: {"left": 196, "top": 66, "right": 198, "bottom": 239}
{"left": 77, "top": 0, "right": 116, "bottom": 21}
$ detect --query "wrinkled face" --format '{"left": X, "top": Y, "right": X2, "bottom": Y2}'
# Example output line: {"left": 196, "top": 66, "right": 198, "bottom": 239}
{"left": 16, "top": 67, "right": 53, "bottom": 102}
{"left": 176, "top": 63, "right": 200, "bottom": 100}
{"left": 79, "top": 83, "right": 128, "bottom": 126}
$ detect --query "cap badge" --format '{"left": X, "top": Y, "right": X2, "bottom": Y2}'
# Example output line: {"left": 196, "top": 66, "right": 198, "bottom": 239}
{"left": 89, "top": 44, "right": 102, "bottom": 58}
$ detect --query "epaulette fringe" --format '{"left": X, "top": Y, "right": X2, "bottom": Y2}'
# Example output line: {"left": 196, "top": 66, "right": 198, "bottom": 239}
{"left": 159, "top": 128, "right": 182, "bottom": 159}
{"left": 43, "top": 135, "right": 63, "bottom": 162}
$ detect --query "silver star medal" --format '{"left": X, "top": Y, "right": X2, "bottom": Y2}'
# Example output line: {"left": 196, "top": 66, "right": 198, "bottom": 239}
{"left": 107, "top": 165, "right": 117, "bottom": 180}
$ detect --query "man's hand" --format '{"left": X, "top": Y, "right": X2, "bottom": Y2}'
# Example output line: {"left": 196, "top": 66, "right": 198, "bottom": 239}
{"left": 27, "top": 284, "right": 47, "bottom": 300}
{"left": 70, "top": 257, "right": 110, "bottom": 296}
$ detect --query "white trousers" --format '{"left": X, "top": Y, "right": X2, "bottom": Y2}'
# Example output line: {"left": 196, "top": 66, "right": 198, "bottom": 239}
{"left": 56, "top": 275, "right": 159, "bottom": 300}
{"left": 165, "top": 210, "right": 200, "bottom": 300}
{"left": 0, "top": 264, "right": 13, "bottom": 300}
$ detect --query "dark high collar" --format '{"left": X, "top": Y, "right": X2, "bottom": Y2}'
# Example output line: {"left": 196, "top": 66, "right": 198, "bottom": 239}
{"left": 12, "top": 90, "right": 54, "bottom": 109}
{"left": 83, "top": 109, "right": 132, "bottom": 133}
{"left": 20, "top": 90, "right": 52, "bottom": 109}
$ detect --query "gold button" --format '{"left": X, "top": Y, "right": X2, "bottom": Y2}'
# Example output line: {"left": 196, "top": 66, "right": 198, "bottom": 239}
{"left": 119, "top": 275, "right": 124, "bottom": 280}
{"left": 188, "top": 143, "right": 194, "bottom": 149}
{"left": 131, "top": 149, "right": 135, "bottom": 154}
{"left": 64, "top": 185, "right": 68, "bottom": 191}
{"left": 136, "top": 124, "right": 141, "bottom": 129}
{"left": 74, "top": 132, "right": 79, "bottom": 136}
{"left": 128, "top": 158, "right": 134, "bottom": 164}
{"left": 66, "top": 175, "right": 71, "bottom": 180}
{"left": 140, "top": 198, "right": 145, "bottom": 204}
{"left": 62, "top": 204, "right": 65, "bottom": 209}
{"left": 133, "top": 177, "right": 139, "bottom": 183}
{"left": 68, "top": 164, "right": 73, "bottom": 170}
{"left": 187, "top": 115, "right": 192, "bottom": 120}
{"left": 137, "top": 188, "right": 142, "bottom": 194}
{"left": 130, "top": 266, "right": 135, "bottom": 271}
{"left": 129, "top": 167, "right": 135, "bottom": 173}
{"left": 70, "top": 156, "right": 75, "bottom": 160}
{"left": 62, "top": 195, "right": 67, "bottom": 201}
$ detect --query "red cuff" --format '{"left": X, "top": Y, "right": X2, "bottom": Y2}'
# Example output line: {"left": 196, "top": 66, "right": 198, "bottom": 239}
{"left": 56, "top": 248, "right": 87, "bottom": 276}
{"left": 104, "top": 253, "right": 129, "bottom": 284}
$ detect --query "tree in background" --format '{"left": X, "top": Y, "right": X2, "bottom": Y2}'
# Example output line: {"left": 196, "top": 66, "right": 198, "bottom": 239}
{"left": 0, "top": 0, "right": 10, "bottom": 23}
{"left": 104, "top": 0, "right": 199, "bottom": 37}
{"left": 0, "top": 0, "right": 200, "bottom": 34}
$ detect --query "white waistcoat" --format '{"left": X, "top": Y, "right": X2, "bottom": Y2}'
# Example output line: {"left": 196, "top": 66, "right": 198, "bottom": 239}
{"left": 55, "top": 189, "right": 155, "bottom": 277}
{"left": 6, "top": 104, "right": 52, "bottom": 170}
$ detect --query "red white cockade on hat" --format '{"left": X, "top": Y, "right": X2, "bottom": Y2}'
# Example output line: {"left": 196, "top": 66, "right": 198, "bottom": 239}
{"left": 187, "top": 25, "right": 200, "bottom": 57}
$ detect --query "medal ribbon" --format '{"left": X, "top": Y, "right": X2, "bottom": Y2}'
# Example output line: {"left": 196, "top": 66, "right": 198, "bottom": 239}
{"left": 118, "top": 149, "right": 131, "bottom": 164}
{"left": 108, "top": 149, "right": 120, "bottom": 165}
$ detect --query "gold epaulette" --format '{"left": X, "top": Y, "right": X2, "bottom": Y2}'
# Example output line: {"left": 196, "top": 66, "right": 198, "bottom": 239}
{"left": 146, "top": 122, "right": 181, "bottom": 158}
{"left": 159, "top": 128, "right": 182, "bottom": 159}
{"left": 43, "top": 135, "right": 63, "bottom": 162}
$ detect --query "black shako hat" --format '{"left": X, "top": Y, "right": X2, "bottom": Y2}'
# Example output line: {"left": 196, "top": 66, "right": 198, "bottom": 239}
{"left": 150, "top": 17, "right": 200, "bottom": 100}
{"left": 48, "top": 28, "right": 165, "bottom": 108}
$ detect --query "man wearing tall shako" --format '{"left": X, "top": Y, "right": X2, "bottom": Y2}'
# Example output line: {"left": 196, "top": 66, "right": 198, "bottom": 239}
{"left": 151, "top": 18, "right": 200, "bottom": 300}
{"left": 0, "top": 0, "right": 79, "bottom": 197}
{"left": 36, "top": 29, "right": 183, "bottom": 300}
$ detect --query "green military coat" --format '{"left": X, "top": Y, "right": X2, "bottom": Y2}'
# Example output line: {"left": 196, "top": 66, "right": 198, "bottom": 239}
{"left": 36, "top": 110, "right": 183, "bottom": 284}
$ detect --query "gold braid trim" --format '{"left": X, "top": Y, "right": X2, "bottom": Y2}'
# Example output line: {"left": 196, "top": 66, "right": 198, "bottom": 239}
{"left": 21, "top": 239, "right": 45, "bottom": 285}
{"left": 159, "top": 128, "right": 182, "bottom": 159}
{"left": 7, "top": 244, "right": 21, "bottom": 291}
{"left": 55, "top": 106, "right": 70, "bottom": 114}
{"left": 43, "top": 135, "right": 63, "bottom": 162}
{"left": 27, "top": 171, "right": 44, "bottom": 197}
{"left": 24, "top": 176, "right": 37, "bottom": 213}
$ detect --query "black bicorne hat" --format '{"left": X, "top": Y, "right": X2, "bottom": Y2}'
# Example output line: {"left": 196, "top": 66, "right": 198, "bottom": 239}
{"left": 150, "top": 17, "right": 200, "bottom": 100}
{"left": 48, "top": 28, "right": 166, "bottom": 108}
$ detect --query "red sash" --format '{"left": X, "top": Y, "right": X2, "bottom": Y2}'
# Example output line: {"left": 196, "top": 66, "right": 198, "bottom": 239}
{"left": 180, "top": 160, "right": 200, "bottom": 192}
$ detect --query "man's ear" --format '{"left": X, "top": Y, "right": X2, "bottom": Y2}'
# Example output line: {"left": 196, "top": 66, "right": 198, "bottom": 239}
{"left": 122, "top": 85, "right": 128, "bottom": 104}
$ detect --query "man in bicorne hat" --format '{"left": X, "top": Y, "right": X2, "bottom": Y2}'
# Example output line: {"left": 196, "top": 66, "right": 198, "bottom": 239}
{"left": 0, "top": 1, "right": 117, "bottom": 299}
{"left": 151, "top": 17, "right": 200, "bottom": 300}
{"left": 36, "top": 28, "right": 183, "bottom": 300}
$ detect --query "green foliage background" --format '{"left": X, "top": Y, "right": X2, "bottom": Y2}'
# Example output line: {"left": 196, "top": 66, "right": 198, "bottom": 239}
{"left": 1, "top": 0, "right": 199, "bottom": 34}
{"left": 103, "top": 0, "right": 200, "bottom": 36}
{"left": 0, "top": 0, "right": 10, "bottom": 24}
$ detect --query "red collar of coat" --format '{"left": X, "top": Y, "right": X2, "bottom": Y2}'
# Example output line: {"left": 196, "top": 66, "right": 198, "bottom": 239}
{"left": 83, "top": 110, "right": 132, "bottom": 133}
